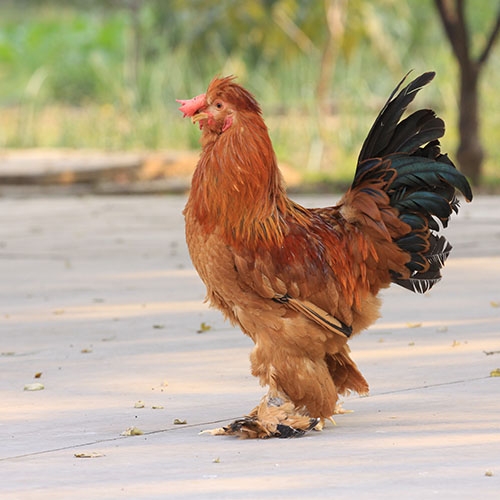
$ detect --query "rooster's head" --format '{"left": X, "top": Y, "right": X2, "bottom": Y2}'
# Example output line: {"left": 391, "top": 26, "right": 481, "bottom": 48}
{"left": 177, "top": 76, "right": 261, "bottom": 135}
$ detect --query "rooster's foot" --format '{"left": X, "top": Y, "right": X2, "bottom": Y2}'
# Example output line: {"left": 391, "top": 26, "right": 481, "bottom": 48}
{"left": 200, "top": 398, "right": 353, "bottom": 438}
{"left": 200, "top": 395, "right": 320, "bottom": 439}
{"left": 200, "top": 415, "right": 319, "bottom": 439}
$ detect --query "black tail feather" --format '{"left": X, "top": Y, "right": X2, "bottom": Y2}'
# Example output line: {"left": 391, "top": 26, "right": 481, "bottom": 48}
{"left": 358, "top": 71, "right": 437, "bottom": 162}
{"left": 392, "top": 234, "right": 452, "bottom": 293}
{"left": 354, "top": 72, "right": 472, "bottom": 294}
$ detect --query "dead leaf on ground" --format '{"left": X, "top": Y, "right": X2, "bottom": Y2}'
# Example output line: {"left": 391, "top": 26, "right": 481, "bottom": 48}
{"left": 121, "top": 426, "right": 144, "bottom": 436}
{"left": 490, "top": 368, "right": 500, "bottom": 377}
{"left": 80, "top": 348, "right": 93, "bottom": 354}
{"left": 406, "top": 322, "right": 422, "bottom": 329}
{"left": 34, "top": 372, "right": 42, "bottom": 379}
{"left": 152, "top": 405, "right": 164, "bottom": 409}
{"left": 74, "top": 452, "right": 105, "bottom": 458}
{"left": 490, "top": 301, "right": 500, "bottom": 308}
{"left": 134, "top": 401, "right": 145, "bottom": 408}
{"left": 173, "top": 418, "right": 187, "bottom": 425}
{"left": 24, "top": 382, "right": 44, "bottom": 391}
{"left": 197, "top": 322, "right": 212, "bottom": 333}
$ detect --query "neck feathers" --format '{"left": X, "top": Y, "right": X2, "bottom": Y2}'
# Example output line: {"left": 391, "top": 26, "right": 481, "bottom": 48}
{"left": 188, "top": 112, "right": 287, "bottom": 249}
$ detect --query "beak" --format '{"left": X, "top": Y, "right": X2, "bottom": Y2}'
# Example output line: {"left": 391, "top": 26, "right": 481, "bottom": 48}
{"left": 192, "top": 112, "right": 209, "bottom": 125}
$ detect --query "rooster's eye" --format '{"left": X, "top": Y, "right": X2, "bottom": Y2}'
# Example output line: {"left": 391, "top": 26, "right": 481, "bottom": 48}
{"left": 215, "top": 102, "right": 223, "bottom": 109}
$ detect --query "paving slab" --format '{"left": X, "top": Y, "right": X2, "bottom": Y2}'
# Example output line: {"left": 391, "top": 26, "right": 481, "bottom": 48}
{"left": 0, "top": 193, "right": 499, "bottom": 499}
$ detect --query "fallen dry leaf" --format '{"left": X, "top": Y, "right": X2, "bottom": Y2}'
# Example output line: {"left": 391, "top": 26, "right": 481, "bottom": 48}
{"left": 173, "top": 418, "right": 187, "bottom": 425}
{"left": 34, "top": 372, "right": 42, "bottom": 379}
{"left": 490, "top": 368, "right": 500, "bottom": 377}
{"left": 406, "top": 322, "right": 422, "bottom": 329}
{"left": 74, "top": 452, "right": 105, "bottom": 459}
{"left": 121, "top": 426, "right": 144, "bottom": 436}
{"left": 24, "top": 382, "right": 44, "bottom": 391}
{"left": 197, "top": 322, "right": 212, "bottom": 333}
{"left": 485, "top": 470, "right": 494, "bottom": 477}
{"left": 152, "top": 405, "right": 164, "bottom": 410}
{"left": 134, "top": 401, "right": 145, "bottom": 408}
{"left": 490, "top": 301, "right": 500, "bottom": 308}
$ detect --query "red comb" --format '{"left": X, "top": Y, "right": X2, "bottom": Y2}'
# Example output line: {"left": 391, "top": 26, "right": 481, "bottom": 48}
{"left": 176, "top": 93, "right": 206, "bottom": 117}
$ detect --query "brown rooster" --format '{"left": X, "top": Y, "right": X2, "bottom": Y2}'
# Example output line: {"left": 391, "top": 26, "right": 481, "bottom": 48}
{"left": 178, "top": 72, "right": 472, "bottom": 439}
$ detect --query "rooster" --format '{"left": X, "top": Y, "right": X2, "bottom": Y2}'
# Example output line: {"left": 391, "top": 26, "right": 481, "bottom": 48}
{"left": 178, "top": 72, "right": 472, "bottom": 439}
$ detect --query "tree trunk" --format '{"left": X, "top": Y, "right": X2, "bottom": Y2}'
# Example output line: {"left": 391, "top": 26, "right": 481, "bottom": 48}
{"left": 434, "top": 0, "right": 500, "bottom": 186}
{"left": 457, "top": 64, "right": 483, "bottom": 185}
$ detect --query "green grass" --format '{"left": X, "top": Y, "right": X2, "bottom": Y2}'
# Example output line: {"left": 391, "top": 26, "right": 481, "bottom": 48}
{"left": 0, "top": 1, "right": 499, "bottom": 186}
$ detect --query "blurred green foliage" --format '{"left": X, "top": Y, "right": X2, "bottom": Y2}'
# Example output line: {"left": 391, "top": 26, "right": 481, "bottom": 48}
{"left": 0, "top": 0, "right": 498, "bottom": 184}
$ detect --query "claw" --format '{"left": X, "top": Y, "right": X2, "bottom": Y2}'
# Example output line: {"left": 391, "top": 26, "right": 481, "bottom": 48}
{"left": 334, "top": 402, "right": 354, "bottom": 415}
{"left": 312, "top": 417, "right": 335, "bottom": 431}
{"left": 199, "top": 428, "right": 227, "bottom": 436}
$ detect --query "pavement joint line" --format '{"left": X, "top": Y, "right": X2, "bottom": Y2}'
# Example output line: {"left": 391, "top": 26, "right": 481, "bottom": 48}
{"left": 0, "top": 418, "right": 237, "bottom": 462}
{"left": 366, "top": 375, "right": 494, "bottom": 397}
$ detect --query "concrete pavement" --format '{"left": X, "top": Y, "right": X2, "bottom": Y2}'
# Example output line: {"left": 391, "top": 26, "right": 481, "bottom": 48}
{"left": 1, "top": 193, "right": 499, "bottom": 499}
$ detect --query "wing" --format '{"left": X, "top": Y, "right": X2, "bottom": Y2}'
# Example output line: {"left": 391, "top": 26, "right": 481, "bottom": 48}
{"left": 231, "top": 204, "right": 374, "bottom": 339}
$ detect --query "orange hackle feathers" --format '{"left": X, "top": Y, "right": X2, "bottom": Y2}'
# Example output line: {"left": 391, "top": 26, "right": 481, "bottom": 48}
{"left": 180, "top": 73, "right": 472, "bottom": 438}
